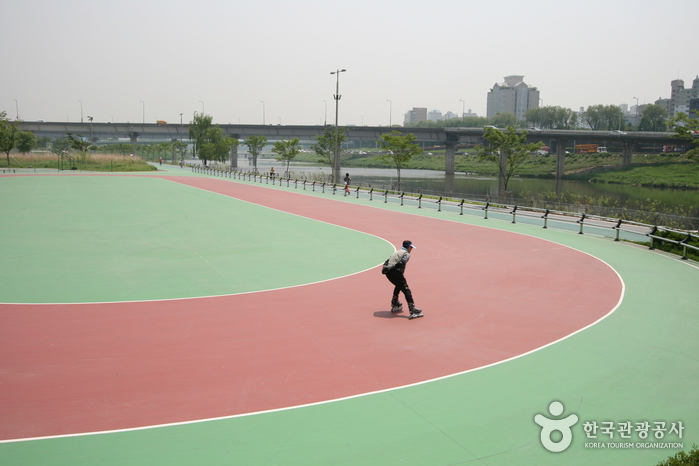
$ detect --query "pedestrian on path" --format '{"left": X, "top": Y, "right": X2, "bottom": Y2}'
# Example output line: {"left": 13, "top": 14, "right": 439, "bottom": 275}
{"left": 343, "top": 173, "right": 351, "bottom": 196}
{"left": 382, "top": 240, "right": 423, "bottom": 319}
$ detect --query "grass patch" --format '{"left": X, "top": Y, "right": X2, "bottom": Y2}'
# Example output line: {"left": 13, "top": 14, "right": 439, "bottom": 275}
{"left": 1, "top": 153, "right": 157, "bottom": 172}
{"left": 569, "top": 161, "right": 699, "bottom": 189}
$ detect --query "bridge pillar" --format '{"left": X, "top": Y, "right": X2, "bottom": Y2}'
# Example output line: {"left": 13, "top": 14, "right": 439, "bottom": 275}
{"left": 622, "top": 141, "right": 633, "bottom": 166}
{"left": 444, "top": 138, "right": 457, "bottom": 176}
{"left": 229, "top": 144, "right": 239, "bottom": 169}
{"left": 555, "top": 139, "right": 567, "bottom": 180}
{"left": 130, "top": 133, "right": 139, "bottom": 155}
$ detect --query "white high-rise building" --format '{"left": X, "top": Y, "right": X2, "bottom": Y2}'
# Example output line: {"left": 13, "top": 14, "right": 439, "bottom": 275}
{"left": 486, "top": 75, "right": 540, "bottom": 120}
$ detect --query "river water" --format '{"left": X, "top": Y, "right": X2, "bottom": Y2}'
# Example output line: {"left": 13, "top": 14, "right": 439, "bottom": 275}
{"left": 220, "top": 157, "right": 699, "bottom": 228}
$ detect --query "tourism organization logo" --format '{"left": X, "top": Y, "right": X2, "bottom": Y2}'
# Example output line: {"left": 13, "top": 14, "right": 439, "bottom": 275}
{"left": 534, "top": 401, "right": 579, "bottom": 452}
{"left": 534, "top": 401, "right": 685, "bottom": 453}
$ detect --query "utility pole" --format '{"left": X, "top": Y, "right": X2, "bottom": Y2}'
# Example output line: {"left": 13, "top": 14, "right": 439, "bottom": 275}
{"left": 330, "top": 69, "right": 346, "bottom": 183}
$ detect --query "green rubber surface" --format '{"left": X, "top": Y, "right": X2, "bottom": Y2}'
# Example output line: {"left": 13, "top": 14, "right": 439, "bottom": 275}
{"left": 0, "top": 175, "right": 391, "bottom": 303}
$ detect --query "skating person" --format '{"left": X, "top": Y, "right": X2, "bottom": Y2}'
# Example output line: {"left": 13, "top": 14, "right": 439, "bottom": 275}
{"left": 343, "top": 173, "right": 351, "bottom": 196}
{"left": 382, "top": 240, "right": 423, "bottom": 319}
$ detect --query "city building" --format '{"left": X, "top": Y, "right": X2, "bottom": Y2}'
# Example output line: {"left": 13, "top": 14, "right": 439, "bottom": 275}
{"left": 486, "top": 75, "right": 540, "bottom": 120}
{"left": 404, "top": 107, "right": 427, "bottom": 125}
{"left": 428, "top": 110, "right": 443, "bottom": 122}
{"left": 404, "top": 108, "right": 477, "bottom": 125}
{"left": 667, "top": 76, "right": 699, "bottom": 116}
{"left": 654, "top": 98, "right": 672, "bottom": 116}
{"left": 690, "top": 98, "right": 699, "bottom": 119}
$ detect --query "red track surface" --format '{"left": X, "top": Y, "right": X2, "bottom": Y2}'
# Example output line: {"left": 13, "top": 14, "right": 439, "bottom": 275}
{"left": 0, "top": 176, "right": 623, "bottom": 440}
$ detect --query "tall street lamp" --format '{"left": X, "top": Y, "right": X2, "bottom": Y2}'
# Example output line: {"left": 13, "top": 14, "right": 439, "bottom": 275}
{"left": 260, "top": 101, "right": 265, "bottom": 125}
{"left": 386, "top": 100, "right": 392, "bottom": 126}
{"left": 459, "top": 99, "right": 465, "bottom": 123}
{"left": 331, "top": 68, "right": 346, "bottom": 183}
{"left": 633, "top": 97, "right": 639, "bottom": 129}
{"left": 79, "top": 100, "right": 83, "bottom": 123}
{"left": 13, "top": 99, "right": 19, "bottom": 120}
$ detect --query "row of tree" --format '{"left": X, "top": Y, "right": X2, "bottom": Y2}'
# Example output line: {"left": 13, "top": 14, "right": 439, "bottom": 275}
{"left": 411, "top": 104, "right": 672, "bottom": 132}
{"left": 2, "top": 111, "right": 696, "bottom": 187}
{"left": 0, "top": 112, "right": 38, "bottom": 164}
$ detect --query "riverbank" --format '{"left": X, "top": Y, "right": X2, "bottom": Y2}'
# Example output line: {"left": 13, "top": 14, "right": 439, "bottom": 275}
{"left": 293, "top": 151, "right": 699, "bottom": 190}
{"left": 0, "top": 153, "right": 156, "bottom": 172}
{"left": 252, "top": 155, "right": 699, "bottom": 229}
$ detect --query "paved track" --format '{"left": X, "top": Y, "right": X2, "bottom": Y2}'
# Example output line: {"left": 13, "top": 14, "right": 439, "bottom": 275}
{"left": 0, "top": 169, "right": 696, "bottom": 465}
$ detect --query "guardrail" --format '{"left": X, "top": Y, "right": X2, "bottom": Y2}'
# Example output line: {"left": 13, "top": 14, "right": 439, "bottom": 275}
{"left": 189, "top": 166, "right": 699, "bottom": 263}
{"left": 647, "top": 226, "right": 699, "bottom": 261}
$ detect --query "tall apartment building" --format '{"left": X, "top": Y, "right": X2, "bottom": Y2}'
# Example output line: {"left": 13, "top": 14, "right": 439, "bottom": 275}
{"left": 667, "top": 76, "right": 699, "bottom": 116}
{"left": 486, "top": 75, "right": 540, "bottom": 120}
{"left": 404, "top": 107, "right": 428, "bottom": 125}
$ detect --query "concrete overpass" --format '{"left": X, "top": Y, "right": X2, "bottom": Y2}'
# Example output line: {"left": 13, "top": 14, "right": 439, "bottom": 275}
{"left": 18, "top": 121, "right": 681, "bottom": 182}
{"left": 16, "top": 121, "right": 446, "bottom": 147}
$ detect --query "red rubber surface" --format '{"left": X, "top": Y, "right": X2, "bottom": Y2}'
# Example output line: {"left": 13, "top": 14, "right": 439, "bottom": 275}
{"left": 0, "top": 176, "right": 623, "bottom": 440}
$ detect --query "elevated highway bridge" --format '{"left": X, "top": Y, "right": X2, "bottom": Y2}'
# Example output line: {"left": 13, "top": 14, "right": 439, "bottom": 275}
{"left": 18, "top": 121, "right": 681, "bottom": 183}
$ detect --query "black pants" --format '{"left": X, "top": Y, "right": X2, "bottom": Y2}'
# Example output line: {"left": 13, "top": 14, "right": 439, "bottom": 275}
{"left": 386, "top": 270, "right": 413, "bottom": 305}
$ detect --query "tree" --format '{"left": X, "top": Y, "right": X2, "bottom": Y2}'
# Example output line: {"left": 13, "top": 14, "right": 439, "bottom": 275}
{"left": 413, "top": 116, "right": 490, "bottom": 128}
{"left": 50, "top": 137, "right": 72, "bottom": 156}
{"left": 66, "top": 133, "right": 95, "bottom": 154}
{"left": 475, "top": 126, "right": 543, "bottom": 199}
{"left": 311, "top": 126, "right": 346, "bottom": 181}
{"left": 271, "top": 138, "right": 301, "bottom": 176}
{"left": 15, "top": 131, "right": 37, "bottom": 154}
{"left": 583, "top": 105, "right": 625, "bottom": 130}
{"left": 0, "top": 111, "right": 19, "bottom": 165}
{"left": 375, "top": 130, "right": 422, "bottom": 187}
{"left": 171, "top": 140, "right": 188, "bottom": 162}
{"left": 189, "top": 112, "right": 212, "bottom": 159}
{"left": 199, "top": 126, "right": 236, "bottom": 165}
{"left": 638, "top": 104, "right": 668, "bottom": 132}
{"left": 492, "top": 112, "right": 520, "bottom": 128}
{"left": 526, "top": 106, "right": 578, "bottom": 129}
{"left": 668, "top": 111, "right": 699, "bottom": 160}
{"left": 243, "top": 135, "right": 268, "bottom": 173}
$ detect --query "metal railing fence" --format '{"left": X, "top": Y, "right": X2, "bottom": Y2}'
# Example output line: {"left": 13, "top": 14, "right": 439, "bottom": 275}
{"left": 189, "top": 166, "right": 699, "bottom": 263}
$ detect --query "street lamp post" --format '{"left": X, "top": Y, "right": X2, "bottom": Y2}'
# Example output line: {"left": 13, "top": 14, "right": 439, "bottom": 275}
{"left": 386, "top": 100, "right": 392, "bottom": 126}
{"left": 79, "top": 100, "right": 83, "bottom": 123}
{"left": 87, "top": 116, "right": 93, "bottom": 143}
{"left": 330, "top": 68, "right": 346, "bottom": 184}
{"left": 459, "top": 99, "right": 465, "bottom": 123}
{"left": 633, "top": 97, "right": 639, "bottom": 129}
{"left": 13, "top": 99, "right": 19, "bottom": 120}
{"left": 260, "top": 101, "right": 265, "bottom": 125}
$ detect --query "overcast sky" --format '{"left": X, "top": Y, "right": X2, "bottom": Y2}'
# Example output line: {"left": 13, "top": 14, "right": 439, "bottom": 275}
{"left": 2, "top": 0, "right": 697, "bottom": 126}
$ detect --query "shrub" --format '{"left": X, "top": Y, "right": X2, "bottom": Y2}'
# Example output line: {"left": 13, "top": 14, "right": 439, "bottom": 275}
{"left": 656, "top": 444, "right": 699, "bottom": 466}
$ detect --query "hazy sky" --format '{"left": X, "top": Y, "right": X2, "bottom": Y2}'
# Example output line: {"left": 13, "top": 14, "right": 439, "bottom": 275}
{"left": 2, "top": 0, "right": 697, "bottom": 126}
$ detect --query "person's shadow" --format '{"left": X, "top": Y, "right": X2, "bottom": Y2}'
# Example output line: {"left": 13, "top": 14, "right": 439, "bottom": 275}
{"left": 373, "top": 310, "right": 409, "bottom": 319}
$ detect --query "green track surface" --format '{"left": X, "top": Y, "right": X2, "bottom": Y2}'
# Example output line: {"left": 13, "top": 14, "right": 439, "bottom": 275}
{"left": 1, "top": 168, "right": 697, "bottom": 465}
{"left": 0, "top": 175, "right": 391, "bottom": 303}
